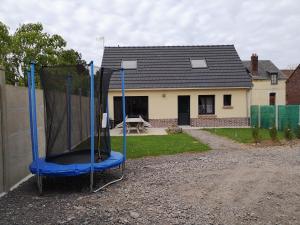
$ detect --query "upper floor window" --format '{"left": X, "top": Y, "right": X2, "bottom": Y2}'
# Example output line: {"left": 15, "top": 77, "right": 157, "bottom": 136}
{"left": 121, "top": 60, "right": 137, "bottom": 69}
{"left": 271, "top": 73, "right": 278, "bottom": 85}
{"left": 191, "top": 59, "right": 207, "bottom": 68}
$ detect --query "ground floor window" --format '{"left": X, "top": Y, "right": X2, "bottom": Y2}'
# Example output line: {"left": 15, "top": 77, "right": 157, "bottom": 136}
{"left": 223, "top": 94, "right": 232, "bottom": 107}
{"left": 198, "top": 95, "right": 215, "bottom": 114}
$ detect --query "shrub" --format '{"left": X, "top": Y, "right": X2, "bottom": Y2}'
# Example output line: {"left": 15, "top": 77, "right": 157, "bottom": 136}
{"left": 295, "top": 125, "right": 300, "bottom": 139}
{"left": 167, "top": 125, "right": 182, "bottom": 134}
{"left": 284, "top": 126, "right": 294, "bottom": 141}
{"left": 252, "top": 126, "right": 260, "bottom": 143}
{"left": 269, "top": 125, "right": 278, "bottom": 142}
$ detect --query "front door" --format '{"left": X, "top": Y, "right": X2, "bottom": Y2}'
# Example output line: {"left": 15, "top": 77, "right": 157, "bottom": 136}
{"left": 178, "top": 96, "right": 190, "bottom": 125}
{"left": 269, "top": 93, "right": 276, "bottom": 105}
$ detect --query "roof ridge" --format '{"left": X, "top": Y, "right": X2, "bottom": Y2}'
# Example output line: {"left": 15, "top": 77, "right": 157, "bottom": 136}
{"left": 242, "top": 59, "right": 273, "bottom": 62}
{"left": 105, "top": 44, "right": 234, "bottom": 48}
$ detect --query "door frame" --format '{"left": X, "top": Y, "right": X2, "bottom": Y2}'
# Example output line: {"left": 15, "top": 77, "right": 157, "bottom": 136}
{"left": 178, "top": 95, "right": 190, "bottom": 125}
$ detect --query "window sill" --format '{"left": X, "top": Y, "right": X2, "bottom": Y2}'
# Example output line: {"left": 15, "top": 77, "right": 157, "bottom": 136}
{"left": 223, "top": 106, "right": 233, "bottom": 109}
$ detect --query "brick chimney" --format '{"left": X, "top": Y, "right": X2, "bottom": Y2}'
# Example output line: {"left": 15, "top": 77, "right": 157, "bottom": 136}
{"left": 251, "top": 53, "right": 258, "bottom": 75}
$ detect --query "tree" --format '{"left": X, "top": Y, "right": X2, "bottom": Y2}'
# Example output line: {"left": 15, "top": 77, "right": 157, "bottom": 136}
{"left": 0, "top": 21, "right": 11, "bottom": 65}
{"left": 9, "top": 23, "right": 67, "bottom": 85}
{"left": 0, "top": 22, "right": 14, "bottom": 83}
{"left": 57, "top": 49, "right": 85, "bottom": 65}
{"left": 0, "top": 21, "right": 86, "bottom": 86}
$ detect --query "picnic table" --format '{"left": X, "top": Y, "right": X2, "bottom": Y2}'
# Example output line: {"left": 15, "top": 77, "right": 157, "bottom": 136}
{"left": 126, "top": 117, "right": 145, "bottom": 134}
{"left": 115, "top": 115, "right": 152, "bottom": 134}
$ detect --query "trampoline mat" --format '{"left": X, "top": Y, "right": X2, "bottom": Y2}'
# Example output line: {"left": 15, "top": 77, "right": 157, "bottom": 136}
{"left": 30, "top": 151, "right": 124, "bottom": 176}
{"left": 46, "top": 149, "right": 109, "bottom": 164}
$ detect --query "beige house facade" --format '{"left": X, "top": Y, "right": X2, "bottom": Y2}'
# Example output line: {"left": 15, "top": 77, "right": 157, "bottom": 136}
{"left": 108, "top": 87, "right": 250, "bottom": 127}
{"left": 103, "top": 46, "right": 285, "bottom": 128}
{"left": 250, "top": 80, "right": 286, "bottom": 105}
{"left": 243, "top": 54, "right": 287, "bottom": 107}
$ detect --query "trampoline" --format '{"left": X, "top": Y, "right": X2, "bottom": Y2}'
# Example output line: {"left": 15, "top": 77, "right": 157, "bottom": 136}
{"left": 27, "top": 61, "right": 127, "bottom": 194}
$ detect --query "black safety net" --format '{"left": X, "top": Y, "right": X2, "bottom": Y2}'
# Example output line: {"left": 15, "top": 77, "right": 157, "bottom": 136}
{"left": 40, "top": 65, "right": 113, "bottom": 164}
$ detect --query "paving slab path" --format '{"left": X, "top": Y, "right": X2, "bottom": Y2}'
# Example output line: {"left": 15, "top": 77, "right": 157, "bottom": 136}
{"left": 183, "top": 128, "right": 246, "bottom": 150}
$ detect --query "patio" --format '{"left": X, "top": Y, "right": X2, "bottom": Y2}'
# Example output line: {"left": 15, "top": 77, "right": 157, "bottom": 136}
{"left": 110, "top": 128, "right": 167, "bottom": 136}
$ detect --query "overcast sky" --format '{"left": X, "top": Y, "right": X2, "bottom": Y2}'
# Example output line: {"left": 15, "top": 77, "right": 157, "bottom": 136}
{"left": 0, "top": 0, "right": 299, "bottom": 68}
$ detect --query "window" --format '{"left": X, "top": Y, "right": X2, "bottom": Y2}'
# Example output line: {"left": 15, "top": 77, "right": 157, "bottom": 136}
{"left": 198, "top": 95, "right": 215, "bottom": 115}
{"left": 191, "top": 59, "right": 207, "bottom": 68}
{"left": 271, "top": 73, "right": 278, "bottom": 85}
{"left": 269, "top": 93, "right": 276, "bottom": 105}
{"left": 223, "top": 95, "right": 232, "bottom": 107}
{"left": 121, "top": 60, "right": 137, "bottom": 69}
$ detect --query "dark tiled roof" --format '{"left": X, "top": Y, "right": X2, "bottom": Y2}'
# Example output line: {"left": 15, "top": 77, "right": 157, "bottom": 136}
{"left": 242, "top": 60, "right": 286, "bottom": 80}
{"left": 281, "top": 69, "right": 294, "bottom": 78}
{"left": 102, "top": 45, "right": 252, "bottom": 89}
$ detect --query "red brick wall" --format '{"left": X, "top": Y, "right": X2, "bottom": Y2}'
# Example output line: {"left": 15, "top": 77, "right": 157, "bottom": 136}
{"left": 148, "top": 119, "right": 177, "bottom": 127}
{"left": 191, "top": 117, "right": 249, "bottom": 127}
{"left": 147, "top": 117, "right": 249, "bottom": 128}
{"left": 286, "top": 66, "right": 300, "bottom": 104}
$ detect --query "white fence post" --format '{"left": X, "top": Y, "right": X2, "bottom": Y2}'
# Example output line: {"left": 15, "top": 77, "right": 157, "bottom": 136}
{"left": 258, "top": 105, "right": 261, "bottom": 128}
{"left": 298, "top": 105, "right": 300, "bottom": 126}
{"left": 276, "top": 105, "right": 278, "bottom": 130}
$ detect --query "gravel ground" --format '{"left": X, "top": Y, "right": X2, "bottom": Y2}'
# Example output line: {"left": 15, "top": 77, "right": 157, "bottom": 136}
{"left": 1, "top": 144, "right": 300, "bottom": 225}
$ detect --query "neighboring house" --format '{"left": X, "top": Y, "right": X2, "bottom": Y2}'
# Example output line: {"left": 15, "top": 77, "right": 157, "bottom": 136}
{"left": 281, "top": 69, "right": 294, "bottom": 79}
{"left": 102, "top": 45, "right": 252, "bottom": 127}
{"left": 286, "top": 64, "right": 300, "bottom": 104}
{"left": 243, "top": 54, "right": 286, "bottom": 106}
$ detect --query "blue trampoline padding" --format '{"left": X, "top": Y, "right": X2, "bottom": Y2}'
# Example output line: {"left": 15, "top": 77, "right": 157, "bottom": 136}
{"left": 29, "top": 151, "right": 124, "bottom": 176}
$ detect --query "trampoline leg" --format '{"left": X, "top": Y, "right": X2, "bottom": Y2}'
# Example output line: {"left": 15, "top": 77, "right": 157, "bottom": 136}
{"left": 90, "top": 172, "right": 94, "bottom": 192}
{"left": 93, "top": 163, "right": 125, "bottom": 193}
{"left": 37, "top": 175, "right": 43, "bottom": 195}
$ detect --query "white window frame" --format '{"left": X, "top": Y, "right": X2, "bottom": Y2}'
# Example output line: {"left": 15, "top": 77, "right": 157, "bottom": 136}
{"left": 271, "top": 73, "right": 278, "bottom": 85}
{"left": 121, "top": 60, "right": 137, "bottom": 69}
{"left": 190, "top": 59, "right": 207, "bottom": 68}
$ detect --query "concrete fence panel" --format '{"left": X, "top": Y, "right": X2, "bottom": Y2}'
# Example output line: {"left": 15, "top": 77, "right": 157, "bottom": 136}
{"left": 0, "top": 69, "right": 45, "bottom": 193}
{"left": 0, "top": 68, "right": 5, "bottom": 193}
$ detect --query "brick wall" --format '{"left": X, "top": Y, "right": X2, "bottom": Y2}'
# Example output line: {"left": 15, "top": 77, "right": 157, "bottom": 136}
{"left": 147, "top": 117, "right": 249, "bottom": 127}
{"left": 286, "top": 65, "right": 300, "bottom": 104}
{"left": 191, "top": 117, "right": 249, "bottom": 127}
{"left": 149, "top": 119, "right": 177, "bottom": 127}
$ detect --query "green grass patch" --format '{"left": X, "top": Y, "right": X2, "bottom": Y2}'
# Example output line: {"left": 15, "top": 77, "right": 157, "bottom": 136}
{"left": 112, "top": 133, "right": 210, "bottom": 159}
{"left": 203, "top": 128, "right": 284, "bottom": 143}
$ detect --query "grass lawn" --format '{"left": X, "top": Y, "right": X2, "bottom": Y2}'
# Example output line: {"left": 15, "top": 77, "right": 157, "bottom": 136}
{"left": 203, "top": 128, "right": 285, "bottom": 143}
{"left": 111, "top": 133, "right": 210, "bottom": 159}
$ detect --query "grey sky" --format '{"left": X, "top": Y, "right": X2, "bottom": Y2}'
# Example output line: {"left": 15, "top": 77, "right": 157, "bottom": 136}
{"left": 0, "top": 0, "right": 299, "bottom": 68}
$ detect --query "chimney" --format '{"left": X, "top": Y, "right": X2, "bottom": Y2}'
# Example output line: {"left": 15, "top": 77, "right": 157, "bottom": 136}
{"left": 251, "top": 53, "right": 258, "bottom": 75}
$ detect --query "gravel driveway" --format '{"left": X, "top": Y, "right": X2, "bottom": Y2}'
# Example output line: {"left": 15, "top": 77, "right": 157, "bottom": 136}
{"left": 1, "top": 145, "right": 300, "bottom": 225}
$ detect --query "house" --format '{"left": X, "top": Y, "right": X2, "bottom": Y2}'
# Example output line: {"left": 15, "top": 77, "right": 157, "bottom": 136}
{"left": 286, "top": 64, "right": 300, "bottom": 104}
{"left": 102, "top": 45, "right": 253, "bottom": 128}
{"left": 243, "top": 54, "right": 286, "bottom": 106}
{"left": 281, "top": 69, "right": 294, "bottom": 79}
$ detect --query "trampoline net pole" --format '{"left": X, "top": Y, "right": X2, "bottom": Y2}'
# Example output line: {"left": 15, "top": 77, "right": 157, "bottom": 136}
{"left": 30, "top": 63, "right": 40, "bottom": 175}
{"left": 121, "top": 68, "right": 126, "bottom": 161}
{"left": 90, "top": 61, "right": 95, "bottom": 191}
{"left": 27, "top": 70, "right": 35, "bottom": 161}
{"left": 66, "top": 75, "right": 72, "bottom": 151}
